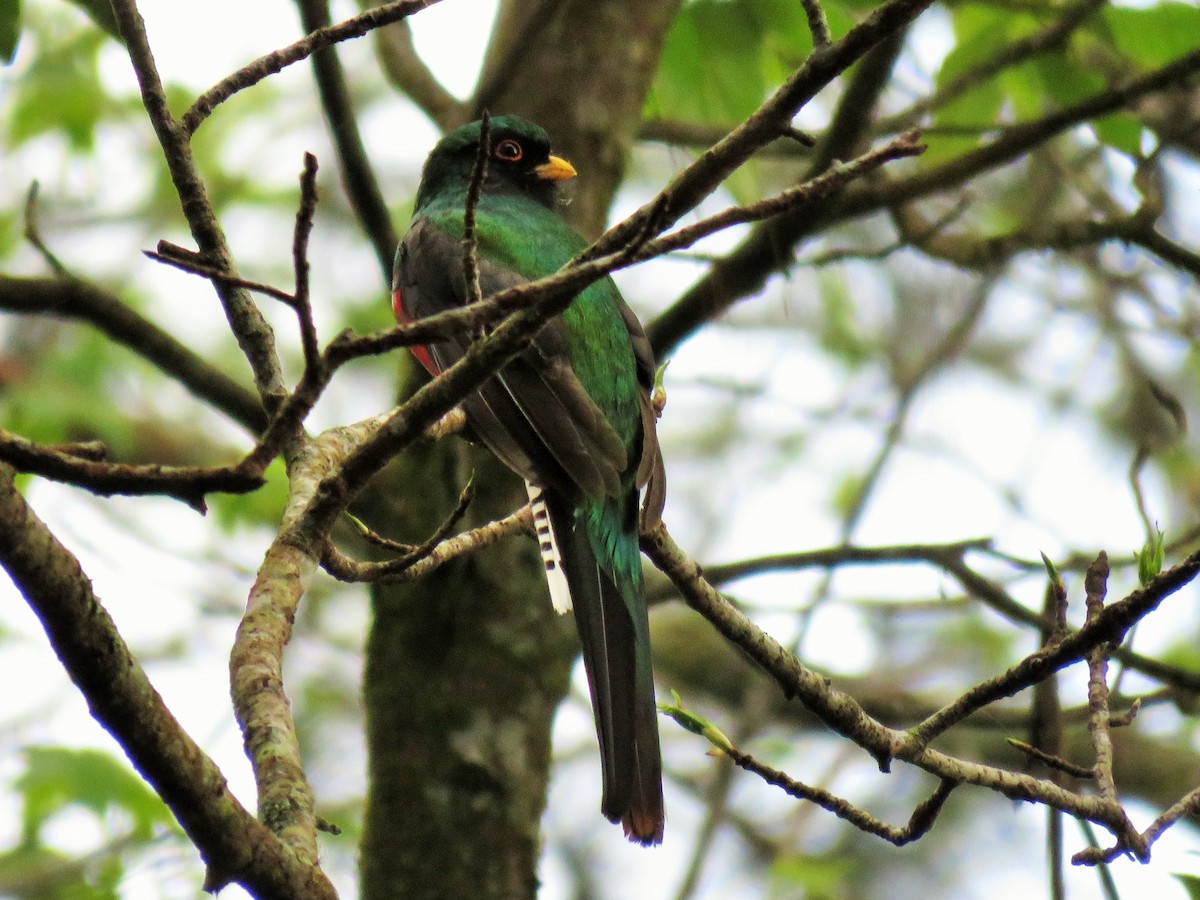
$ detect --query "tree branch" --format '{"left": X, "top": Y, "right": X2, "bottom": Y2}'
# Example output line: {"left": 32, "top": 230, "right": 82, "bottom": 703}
{"left": 295, "top": 0, "right": 399, "bottom": 280}
{"left": 182, "top": 0, "right": 446, "bottom": 135}
{"left": 0, "top": 429, "right": 262, "bottom": 513}
{"left": 587, "top": 0, "right": 938, "bottom": 262}
{"left": 643, "top": 520, "right": 1200, "bottom": 853}
{"left": 650, "top": 46, "right": 1200, "bottom": 358}
{"left": 726, "top": 746, "right": 956, "bottom": 846}
{"left": 111, "top": 0, "right": 287, "bottom": 410}
{"left": 0, "top": 464, "right": 336, "bottom": 899}
{"left": 369, "top": 8, "right": 467, "bottom": 129}
{"left": 0, "top": 275, "right": 266, "bottom": 433}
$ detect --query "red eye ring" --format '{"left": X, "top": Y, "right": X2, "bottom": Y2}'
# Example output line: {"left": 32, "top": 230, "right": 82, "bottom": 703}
{"left": 494, "top": 139, "right": 523, "bottom": 162}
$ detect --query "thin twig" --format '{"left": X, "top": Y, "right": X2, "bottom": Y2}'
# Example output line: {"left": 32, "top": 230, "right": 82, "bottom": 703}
{"left": 354, "top": 478, "right": 475, "bottom": 561}
{"left": 727, "top": 745, "right": 956, "bottom": 845}
{"left": 292, "top": 153, "right": 322, "bottom": 369}
{"left": 182, "top": 0, "right": 444, "bottom": 134}
{"left": 797, "top": 0, "right": 832, "bottom": 47}
{"left": 322, "top": 502, "right": 532, "bottom": 583}
{"left": 463, "top": 111, "right": 490, "bottom": 306}
{"left": 1007, "top": 740, "right": 1094, "bottom": 780}
{"left": 1084, "top": 553, "right": 1117, "bottom": 802}
{"left": 145, "top": 243, "right": 296, "bottom": 305}
{"left": 23, "top": 181, "right": 68, "bottom": 276}
{"left": 0, "top": 428, "right": 263, "bottom": 513}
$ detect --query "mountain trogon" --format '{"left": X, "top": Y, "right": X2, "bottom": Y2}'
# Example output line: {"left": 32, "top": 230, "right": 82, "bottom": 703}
{"left": 393, "top": 116, "right": 667, "bottom": 845}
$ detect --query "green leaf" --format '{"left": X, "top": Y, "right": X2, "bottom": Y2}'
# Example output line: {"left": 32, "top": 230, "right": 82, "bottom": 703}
{"left": 1174, "top": 873, "right": 1200, "bottom": 900}
{"left": 924, "top": 76, "right": 1004, "bottom": 165}
{"left": 1092, "top": 112, "right": 1142, "bottom": 159}
{"left": 8, "top": 26, "right": 108, "bottom": 150}
{"left": 1040, "top": 551, "right": 1064, "bottom": 593}
{"left": 1136, "top": 527, "right": 1165, "bottom": 588}
{"left": 648, "top": 0, "right": 834, "bottom": 125}
{"left": 209, "top": 456, "right": 289, "bottom": 532}
{"left": 658, "top": 689, "right": 734, "bottom": 752}
{"left": 1032, "top": 53, "right": 1104, "bottom": 108}
{"left": 0, "top": 0, "right": 19, "bottom": 64}
{"left": 829, "top": 471, "right": 864, "bottom": 519}
{"left": 771, "top": 852, "right": 854, "bottom": 894}
{"left": 1102, "top": 2, "right": 1200, "bottom": 69}
{"left": 649, "top": 0, "right": 769, "bottom": 125}
{"left": 925, "top": 2, "right": 1043, "bottom": 162}
{"left": 62, "top": 0, "right": 123, "bottom": 41}
{"left": 17, "top": 747, "right": 175, "bottom": 844}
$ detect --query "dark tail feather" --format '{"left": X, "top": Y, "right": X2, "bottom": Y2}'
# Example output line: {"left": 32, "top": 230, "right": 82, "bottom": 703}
{"left": 545, "top": 491, "right": 664, "bottom": 845}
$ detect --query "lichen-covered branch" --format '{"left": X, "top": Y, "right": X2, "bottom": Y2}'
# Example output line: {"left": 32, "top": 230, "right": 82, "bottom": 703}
{"left": 643, "top": 520, "right": 1200, "bottom": 854}
{"left": 0, "top": 464, "right": 336, "bottom": 899}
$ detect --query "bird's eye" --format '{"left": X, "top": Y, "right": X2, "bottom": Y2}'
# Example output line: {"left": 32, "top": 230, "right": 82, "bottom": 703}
{"left": 493, "top": 139, "right": 523, "bottom": 162}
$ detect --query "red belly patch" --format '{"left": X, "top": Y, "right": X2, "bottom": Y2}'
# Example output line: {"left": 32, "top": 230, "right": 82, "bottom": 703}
{"left": 392, "top": 288, "right": 440, "bottom": 376}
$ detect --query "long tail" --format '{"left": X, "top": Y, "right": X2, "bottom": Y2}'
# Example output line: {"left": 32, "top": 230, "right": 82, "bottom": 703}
{"left": 526, "top": 481, "right": 572, "bottom": 614}
{"left": 544, "top": 490, "right": 664, "bottom": 845}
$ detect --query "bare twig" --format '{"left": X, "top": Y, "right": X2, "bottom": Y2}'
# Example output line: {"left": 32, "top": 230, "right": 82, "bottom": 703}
{"left": 0, "top": 428, "right": 263, "bottom": 513}
{"left": 346, "top": 478, "right": 475, "bottom": 565}
{"left": 182, "top": 0, "right": 444, "bottom": 134}
{"left": 726, "top": 745, "right": 956, "bottom": 845}
{"left": 1084, "top": 553, "right": 1117, "bottom": 802}
{"left": 23, "top": 182, "right": 68, "bottom": 276}
{"left": 463, "top": 112, "right": 490, "bottom": 306}
{"left": 294, "top": 0, "right": 399, "bottom": 278}
{"left": 1007, "top": 739, "right": 1094, "bottom": 780}
{"left": 0, "top": 275, "right": 266, "bottom": 433}
{"left": 323, "top": 501, "right": 532, "bottom": 583}
{"left": 797, "top": 0, "right": 832, "bottom": 47}
{"left": 145, "top": 244, "right": 295, "bottom": 303}
{"left": 1029, "top": 552, "right": 1067, "bottom": 900}
{"left": 291, "top": 153, "right": 322, "bottom": 369}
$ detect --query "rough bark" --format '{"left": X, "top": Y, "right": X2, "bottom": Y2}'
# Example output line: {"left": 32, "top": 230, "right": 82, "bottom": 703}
{"left": 360, "top": 435, "right": 575, "bottom": 900}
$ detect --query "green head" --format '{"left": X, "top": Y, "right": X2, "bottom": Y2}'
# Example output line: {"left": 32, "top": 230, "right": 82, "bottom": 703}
{"left": 414, "top": 116, "right": 577, "bottom": 214}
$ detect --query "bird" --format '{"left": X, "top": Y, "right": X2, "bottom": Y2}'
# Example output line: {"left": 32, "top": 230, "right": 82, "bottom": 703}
{"left": 392, "top": 115, "right": 667, "bottom": 845}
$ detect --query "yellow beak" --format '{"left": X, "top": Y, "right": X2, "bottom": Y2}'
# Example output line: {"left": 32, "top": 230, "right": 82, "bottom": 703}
{"left": 535, "top": 155, "right": 577, "bottom": 182}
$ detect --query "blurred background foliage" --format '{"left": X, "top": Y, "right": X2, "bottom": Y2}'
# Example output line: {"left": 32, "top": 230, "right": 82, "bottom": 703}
{"left": 1, "top": 0, "right": 1200, "bottom": 897}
